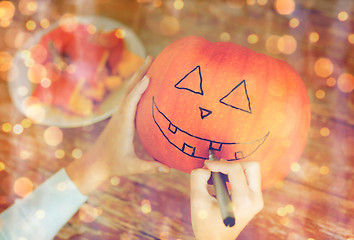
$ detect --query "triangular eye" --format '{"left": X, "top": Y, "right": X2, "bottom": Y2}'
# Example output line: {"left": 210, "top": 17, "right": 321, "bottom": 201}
{"left": 220, "top": 80, "right": 252, "bottom": 114}
{"left": 175, "top": 66, "right": 203, "bottom": 95}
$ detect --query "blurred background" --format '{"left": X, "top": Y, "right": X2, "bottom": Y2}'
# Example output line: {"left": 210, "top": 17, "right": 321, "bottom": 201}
{"left": 0, "top": 0, "right": 353, "bottom": 239}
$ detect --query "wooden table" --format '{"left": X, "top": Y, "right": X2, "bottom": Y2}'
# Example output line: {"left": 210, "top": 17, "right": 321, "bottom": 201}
{"left": 0, "top": 0, "right": 353, "bottom": 239}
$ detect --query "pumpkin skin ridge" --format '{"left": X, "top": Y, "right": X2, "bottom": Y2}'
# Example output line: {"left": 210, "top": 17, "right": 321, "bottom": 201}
{"left": 152, "top": 96, "right": 270, "bottom": 160}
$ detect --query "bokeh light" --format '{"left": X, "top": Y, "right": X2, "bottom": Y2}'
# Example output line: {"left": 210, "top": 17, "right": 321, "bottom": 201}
{"left": 115, "top": 29, "right": 125, "bottom": 39}
{"left": 24, "top": 99, "right": 46, "bottom": 123}
{"left": 0, "top": 162, "right": 5, "bottom": 171}
{"left": 72, "top": 148, "right": 83, "bottom": 159}
{"left": 25, "top": 20, "right": 37, "bottom": 31}
{"left": 220, "top": 32, "right": 231, "bottom": 42}
{"left": 79, "top": 203, "right": 101, "bottom": 223}
{"left": 1, "top": 122, "right": 12, "bottom": 133}
{"left": 247, "top": 0, "right": 256, "bottom": 5}
{"left": 320, "top": 127, "right": 330, "bottom": 137}
{"left": 337, "top": 73, "right": 354, "bottom": 93}
{"left": 27, "top": 63, "right": 47, "bottom": 83}
{"left": 160, "top": 16, "right": 180, "bottom": 36}
{"left": 265, "top": 35, "right": 281, "bottom": 54}
{"left": 14, "top": 177, "right": 33, "bottom": 197}
{"left": 257, "top": 0, "right": 267, "bottom": 6}
{"left": 55, "top": 149, "right": 65, "bottom": 159}
{"left": 43, "top": 126, "right": 63, "bottom": 146}
{"left": 173, "top": 0, "right": 184, "bottom": 10}
{"left": 315, "top": 89, "right": 326, "bottom": 99}
{"left": 275, "top": 0, "right": 295, "bottom": 15}
{"left": 40, "top": 18, "right": 50, "bottom": 29}
{"left": 110, "top": 176, "right": 120, "bottom": 186}
{"left": 290, "top": 162, "right": 301, "bottom": 172}
{"left": 35, "top": 209, "right": 46, "bottom": 220}
{"left": 0, "top": 1, "right": 15, "bottom": 23}
{"left": 309, "top": 32, "right": 319, "bottom": 43}
{"left": 247, "top": 34, "right": 259, "bottom": 44}
{"left": 314, "top": 58, "right": 333, "bottom": 78}
{"left": 348, "top": 34, "right": 354, "bottom": 44}
{"left": 141, "top": 199, "right": 152, "bottom": 214}
{"left": 278, "top": 35, "right": 297, "bottom": 54}
{"left": 319, "top": 166, "right": 330, "bottom": 175}
{"left": 59, "top": 13, "right": 78, "bottom": 33}
{"left": 337, "top": 11, "right": 348, "bottom": 21}
{"left": 13, "top": 124, "right": 24, "bottom": 135}
{"left": 226, "top": 0, "right": 245, "bottom": 9}
{"left": 289, "top": 17, "right": 299, "bottom": 28}
{"left": 19, "top": 0, "right": 38, "bottom": 16}
{"left": 326, "top": 77, "right": 336, "bottom": 87}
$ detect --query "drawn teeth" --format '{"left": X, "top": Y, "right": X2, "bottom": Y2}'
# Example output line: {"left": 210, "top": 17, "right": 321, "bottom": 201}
{"left": 168, "top": 123, "right": 177, "bottom": 134}
{"left": 209, "top": 141, "right": 222, "bottom": 151}
{"left": 182, "top": 143, "right": 196, "bottom": 156}
{"left": 235, "top": 151, "right": 244, "bottom": 160}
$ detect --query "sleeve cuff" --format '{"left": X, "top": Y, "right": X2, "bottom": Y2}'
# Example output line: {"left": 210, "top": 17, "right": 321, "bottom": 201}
{"left": 0, "top": 168, "right": 88, "bottom": 240}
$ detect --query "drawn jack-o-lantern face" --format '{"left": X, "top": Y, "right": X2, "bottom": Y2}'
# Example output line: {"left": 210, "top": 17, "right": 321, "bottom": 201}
{"left": 136, "top": 36, "right": 310, "bottom": 188}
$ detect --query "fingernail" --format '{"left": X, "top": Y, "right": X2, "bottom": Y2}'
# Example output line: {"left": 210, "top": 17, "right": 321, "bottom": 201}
{"left": 158, "top": 166, "right": 169, "bottom": 173}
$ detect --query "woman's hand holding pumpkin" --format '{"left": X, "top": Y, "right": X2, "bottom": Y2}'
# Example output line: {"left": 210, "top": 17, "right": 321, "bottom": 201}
{"left": 190, "top": 160, "right": 264, "bottom": 240}
{"left": 65, "top": 56, "right": 170, "bottom": 195}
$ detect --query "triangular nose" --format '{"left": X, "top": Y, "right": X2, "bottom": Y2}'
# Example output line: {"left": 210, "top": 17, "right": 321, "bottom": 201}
{"left": 199, "top": 107, "right": 212, "bottom": 119}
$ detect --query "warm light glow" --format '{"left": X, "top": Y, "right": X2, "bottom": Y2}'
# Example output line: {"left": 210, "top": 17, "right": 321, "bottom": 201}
{"left": 0, "top": 1, "right": 15, "bottom": 21}
{"left": 247, "top": 34, "right": 259, "bottom": 44}
{"left": 160, "top": 16, "right": 180, "bottom": 36}
{"left": 315, "top": 89, "right": 326, "bottom": 99}
{"left": 265, "top": 35, "right": 281, "bottom": 54}
{"left": 40, "top": 78, "right": 51, "bottom": 88}
{"left": 141, "top": 199, "right": 152, "bottom": 214}
{"left": 40, "top": 18, "right": 50, "bottom": 29}
{"left": 19, "top": 0, "right": 38, "bottom": 15}
{"left": 285, "top": 204, "right": 294, "bottom": 214}
{"left": 35, "top": 210, "right": 46, "bottom": 220}
{"left": 110, "top": 176, "right": 120, "bottom": 186}
{"left": 257, "top": 0, "right": 267, "bottom": 6}
{"left": 319, "top": 166, "right": 330, "bottom": 175}
{"left": 24, "top": 99, "right": 46, "bottom": 123}
{"left": 72, "top": 148, "right": 83, "bottom": 159}
{"left": 43, "top": 126, "right": 63, "bottom": 147}
{"left": 14, "top": 177, "right": 33, "bottom": 198}
{"left": 278, "top": 35, "right": 297, "bottom": 54}
{"left": 226, "top": 0, "right": 245, "bottom": 8}
{"left": 309, "top": 32, "right": 319, "bottom": 43}
{"left": 25, "top": 20, "right": 36, "bottom": 31}
{"left": 1, "top": 122, "right": 12, "bottom": 133}
{"left": 115, "top": 29, "right": 125, "bottom": 39}
{"left": 247, "top": 0, "right": 256, "bottom": 5}
{"left": 326, "top": 77, "right": 336, "bottom": 87}
{"left": 289, "top": 18, "right": 299, "bottom": 28}
{"left": 30, "top": 43, "right": 48, "bottom": 64}
{"left": 13, "top": 124, "right": 24, "bottom": 135}
{"left": 338, "top": 11, "right": 348, "bottom": 21}
{"left": 337, "top": 73, "right": 354, "bottom": 93}
{"left": 55, "top": 149, "right": 65, "bottom": 159}
{"left": 320, "top": 127, "right": 330, "bottom": 137}
{"left": 27, "top": 63, "right": 47, "bottom": 84}
{"left": 314, "top": 58, "right": 333, "bottom": 78}
{"left": 0, "top": 51, "right": 12, "bottom": 72}
{"left": 86, "top": 24, "right": 97, "bottom": 34}
{"left": 220, "top": 32, "right": 231, "bottom": 42}
{"left": 277, "top": 207, "right": 287, "bottom": 216}
{"left": 17, "top": 86, "right": 29, "bottom": 97}
{"left": 79, "top": 203, "right": 98, "bottom": 223}
{"left": 348, "top": 34, "right": 354, "bottom": 44}
{"left": 173, "top": 0, "right": 184, "bottom": 10}
{"left": 275, "top": 0, "right": 295, "bottom": 15}
{"left": 0, "top": 162, "right": 5, "bottom": 171}
{"left": 19, "top": 150, "right": 32, "bottom": 160}
{"left": 59, "top": 13, "right": 78, "bottom": 33}
{"left": 290, "top": 162, "right": 301, "bottom": 172}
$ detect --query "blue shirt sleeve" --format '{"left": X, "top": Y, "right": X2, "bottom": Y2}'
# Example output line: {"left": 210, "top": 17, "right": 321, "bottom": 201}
{"left": 0, "top": 168, "right": 88, "bottom": 240}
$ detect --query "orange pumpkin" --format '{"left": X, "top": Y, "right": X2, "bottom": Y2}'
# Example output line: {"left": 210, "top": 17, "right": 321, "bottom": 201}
{"left": 136, "top": 36, "right": 310, "bottom": 188}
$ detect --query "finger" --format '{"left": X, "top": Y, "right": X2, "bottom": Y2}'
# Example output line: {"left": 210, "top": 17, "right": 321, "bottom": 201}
{"left": 122, "top": 76, "right": 150, "bottom": 131}
{"left": 125, "top": 56, "right": 153, "bottom": 93}
{"left": 204, "top": 161, "right": 249, "bottom": 196}
{"left": 190, "top": 168, "right": 212, "bottom": 201}
{"left": 241, "top": 161, "right": 262, "bottom": 192}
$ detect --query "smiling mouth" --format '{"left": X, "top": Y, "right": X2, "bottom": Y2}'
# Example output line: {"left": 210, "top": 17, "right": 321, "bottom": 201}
{"left": 152, "top": 97, "right": 269, "bottom": 160}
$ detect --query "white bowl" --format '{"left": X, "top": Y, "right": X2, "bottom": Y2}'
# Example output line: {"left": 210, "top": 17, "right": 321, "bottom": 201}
{"left": 8, "top": 15, "right": 146, "bottom": 128}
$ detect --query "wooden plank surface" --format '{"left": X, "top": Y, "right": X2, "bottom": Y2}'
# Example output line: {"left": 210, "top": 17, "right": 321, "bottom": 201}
{"left": 0, "top": 0, "right": 353, "bottom": 239}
